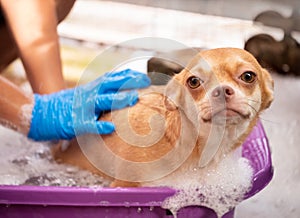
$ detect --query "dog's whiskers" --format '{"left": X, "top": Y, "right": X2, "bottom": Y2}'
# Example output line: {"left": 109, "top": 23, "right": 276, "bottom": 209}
{"left": 246, "top": 103, "right": 258, "bottom": 114}
{"left": 257, "top": 116, "right": 279, "bottom": 125}
{"left": 247, "top": 98, "right": 261, "bottom": 104}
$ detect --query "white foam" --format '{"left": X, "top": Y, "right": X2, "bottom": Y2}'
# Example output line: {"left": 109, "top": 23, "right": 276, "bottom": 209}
{"left": 146, "top": 148, "right": 253, "bottom": 217}
{"left": 19, "top": 103, "right": 33, "bottom": 134}
{"left": 0, "top": 125, "right": 109, "bottom": 187}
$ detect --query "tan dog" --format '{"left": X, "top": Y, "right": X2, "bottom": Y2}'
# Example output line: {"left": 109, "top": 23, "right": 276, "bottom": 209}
{"left": 53, "top": 48, "right": 274, "bottom": 187}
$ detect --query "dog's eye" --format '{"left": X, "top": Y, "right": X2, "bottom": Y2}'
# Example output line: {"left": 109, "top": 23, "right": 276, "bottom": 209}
{"left": 240, "top": 71, "right": 256, "bottom": 83}
{"left": 187, "top": 76, "right": 203, "bottom": 89}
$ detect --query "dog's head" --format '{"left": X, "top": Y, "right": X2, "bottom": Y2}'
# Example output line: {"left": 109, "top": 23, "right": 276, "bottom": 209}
{"left": 165, "top": 48, "right": 274, "bottom": 127}
{"left": 164, "top": 48, "right": 274, "bottom": 166}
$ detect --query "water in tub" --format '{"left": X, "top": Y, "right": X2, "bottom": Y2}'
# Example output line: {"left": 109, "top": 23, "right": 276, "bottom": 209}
{"left": 0, "top": 126, "right": 109, "bottom": 187}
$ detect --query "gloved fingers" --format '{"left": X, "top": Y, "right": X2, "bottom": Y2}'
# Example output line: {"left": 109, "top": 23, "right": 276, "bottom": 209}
{"left": 73, "top": 121, "right": 115, "bottom": 136}
{"left": 95, "top": 90, "right": 139, "bottom": 113}
{"left": 95, "top": 121, "right": 115, "bottom": 135}
{"left": 96, "top": 69, "right": 151, "bottom": 93}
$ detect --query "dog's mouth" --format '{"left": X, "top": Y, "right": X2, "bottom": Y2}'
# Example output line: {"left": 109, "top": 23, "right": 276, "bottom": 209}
{"left": 202, "top": 107, "right": 251, "bottom": 123}
{"left": 215, "top": 108, "right": 248, "bottom": 117}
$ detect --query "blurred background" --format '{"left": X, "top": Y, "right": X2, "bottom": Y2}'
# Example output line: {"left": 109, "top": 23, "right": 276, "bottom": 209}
{"left": 2, "top": 0, "right": 300, "bottom": 217}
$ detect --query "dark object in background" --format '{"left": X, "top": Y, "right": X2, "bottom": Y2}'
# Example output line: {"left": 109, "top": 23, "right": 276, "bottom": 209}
{"left": 245, "top": 33, "right": 300, "bottom": 76}
{"left": 244, "top": 10, "right": 300, "bottom": 76}
{"left": 147, "top": 57, "right": 183, "bottom": 85}
{"left": 147, "top": 48, "right": 201, "bottom": 85}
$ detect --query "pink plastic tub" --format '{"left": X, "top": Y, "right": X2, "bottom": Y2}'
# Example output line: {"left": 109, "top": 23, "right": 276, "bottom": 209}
{"left": 0, "top": 121, "right": 273, "bottom": 218}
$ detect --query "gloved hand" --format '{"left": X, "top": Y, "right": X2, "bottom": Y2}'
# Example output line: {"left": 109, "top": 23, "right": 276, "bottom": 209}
{"left": 28, "top": 69, "right": 151, "bottom": 141}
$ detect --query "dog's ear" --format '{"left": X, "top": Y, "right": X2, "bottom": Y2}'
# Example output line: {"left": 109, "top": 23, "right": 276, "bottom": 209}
{"left": 164, "top": 78, "right": 182, "bottom": 111}
{"left": 261, "top": 68, "right": 274, "bottom": 109}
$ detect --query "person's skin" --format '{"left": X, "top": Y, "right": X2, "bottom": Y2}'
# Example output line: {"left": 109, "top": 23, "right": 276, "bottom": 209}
{"left": 0, "top": 70, "right": 151, "bottom": 140}
{"left": 0, "top": 0, "right": 75, "bottom": 94}
{"left": 0, "top": 75, "right": 32, "bottom": 135}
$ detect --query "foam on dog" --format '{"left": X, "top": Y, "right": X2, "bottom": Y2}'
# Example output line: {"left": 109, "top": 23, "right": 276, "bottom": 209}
{"left": 147, "top": 148, "right": 253, "bottom": 217}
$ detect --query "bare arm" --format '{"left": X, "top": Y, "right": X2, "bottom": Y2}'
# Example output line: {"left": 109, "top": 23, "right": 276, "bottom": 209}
{"left": 0, "top": 76, "right": 32, "bottom": 134}
{"left": 1, "top": 0, "right": 65, "bottom": 94}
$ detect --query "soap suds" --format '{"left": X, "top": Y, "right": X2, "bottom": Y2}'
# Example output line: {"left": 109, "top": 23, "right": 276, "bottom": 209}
{"left": 146, "top": 149, "right": 253, "bottom": 217}
{"left": 0, "top": 125, "right": 109, "bottom": 187}
{"left": 19, "top": 103, "right": 33, "bottom": 134}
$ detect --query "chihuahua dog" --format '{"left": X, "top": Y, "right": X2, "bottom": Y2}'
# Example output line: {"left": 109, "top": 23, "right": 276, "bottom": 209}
{"left": 53, "top": 48, "right": 274, "bottom": 187}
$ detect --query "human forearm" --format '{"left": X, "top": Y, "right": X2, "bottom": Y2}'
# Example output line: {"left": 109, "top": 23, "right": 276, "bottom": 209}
{"left": 0, "top": 76, "right": 33, "bottom": 134}
{"left": 1, "top": 0, "right": 65, "bottom": 94}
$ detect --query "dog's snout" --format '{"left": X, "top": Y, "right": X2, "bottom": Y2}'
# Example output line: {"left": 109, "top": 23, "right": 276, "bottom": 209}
{"left": 211, "top": 85, "right": 235, "bottom": 100}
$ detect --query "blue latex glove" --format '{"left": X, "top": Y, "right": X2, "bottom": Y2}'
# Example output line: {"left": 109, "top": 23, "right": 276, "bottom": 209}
{"left": 28, "top": 69, "right": 151, "bottom": 141}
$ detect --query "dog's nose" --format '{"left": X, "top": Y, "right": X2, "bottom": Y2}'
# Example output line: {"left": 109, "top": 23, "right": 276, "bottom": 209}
{"left": 211, "top": 85, "right": 235, "bottom": 101}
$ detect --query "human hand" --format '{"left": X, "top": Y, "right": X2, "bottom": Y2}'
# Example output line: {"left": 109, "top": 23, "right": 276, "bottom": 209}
{"left": 28, "top": 69, "right": 151, "bottom": 141}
